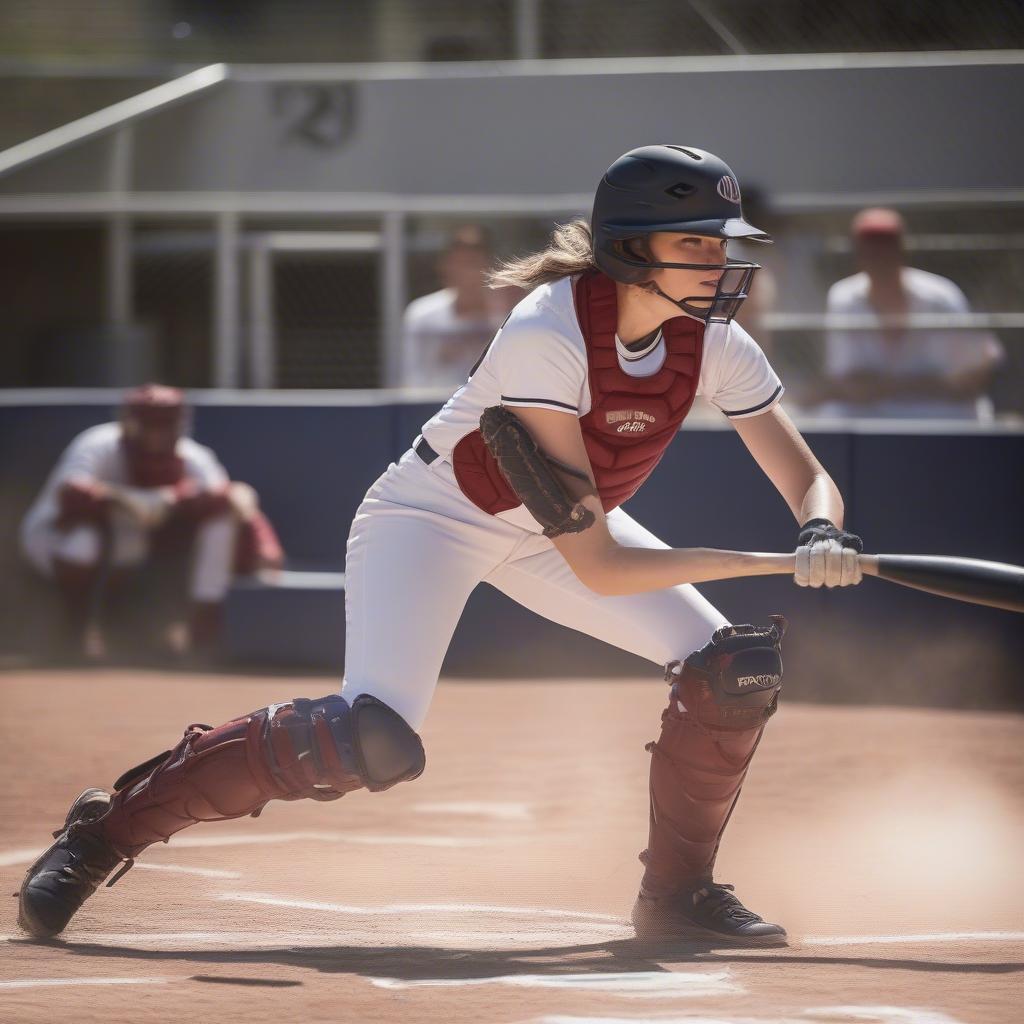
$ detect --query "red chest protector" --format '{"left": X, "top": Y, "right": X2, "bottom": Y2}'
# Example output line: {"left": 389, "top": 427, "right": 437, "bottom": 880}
{"left": 452, "top": 271, "right": 704, "bottom": 516}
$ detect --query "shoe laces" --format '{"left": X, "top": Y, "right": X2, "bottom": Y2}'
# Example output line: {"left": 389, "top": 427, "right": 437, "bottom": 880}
{"left": 691, "top": 882, "right": 761, "bottom": 925}
{"left": 57, "top": 822, "right": 130, "bottom": 889}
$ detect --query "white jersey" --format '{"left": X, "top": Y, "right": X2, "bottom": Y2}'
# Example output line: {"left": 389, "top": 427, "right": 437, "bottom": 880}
{"left": 20, "top": 422, "right": 228, "bottom": 545}
{"left": 824, "top": 267, "right": 1004, "bottom": 420}
{"left": 420, "top": 274, "right": 784, "bottom": 459}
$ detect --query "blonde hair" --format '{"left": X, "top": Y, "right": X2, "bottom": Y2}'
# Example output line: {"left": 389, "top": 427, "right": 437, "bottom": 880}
{"left": 487, "top": 218, "right": 596, "bottom": 291}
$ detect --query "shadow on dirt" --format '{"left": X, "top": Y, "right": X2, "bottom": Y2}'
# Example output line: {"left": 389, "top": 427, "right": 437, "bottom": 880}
{"left": 13, "top": 937, "right": 1024, "bottom": 979}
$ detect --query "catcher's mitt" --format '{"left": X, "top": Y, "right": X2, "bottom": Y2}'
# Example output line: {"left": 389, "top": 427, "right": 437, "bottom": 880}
{"left": 479, "top": 406, "right": 595, "bottom": 539}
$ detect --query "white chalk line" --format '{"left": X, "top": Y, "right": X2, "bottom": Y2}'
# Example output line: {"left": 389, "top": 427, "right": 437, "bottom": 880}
{"left": 3, "top": 927, "right": 631, "bottom": 949}
{"left": 802, "top": 1008, "right": 967, "bottom": 1024}
{"left": 539, "top": 1009, "right": 967, "bottom": 1024}
{"left": 0, "top": 848, "right": 42, "bottom": 868}
{"left": 538, "top": 1011, "right": 966, "bottom": 1024}
{"left": 134, "top": 863, "right": 241, "bottom": 879}
{"left": 151, "top": 830, "right": 502, "bottom": 849}
{"left": 403, "top": 928, "right": 636, "bottom": 944}
{"left": 0, "top": 831, "right": 502, "bottom": 868}
{"left": 413, "top": 801, "right": 533, "bottom": 821}
{"left": 370, "top": 968, "right": 742, "bottom": 998}
{"left": 804, "top": 931, "right": 1024, "bottom": 946}
{"left": 0, "top": 977, "right": 167, "bottom": 991}
{"left": 216, "top": 892, "right": 625, "bottom": 922}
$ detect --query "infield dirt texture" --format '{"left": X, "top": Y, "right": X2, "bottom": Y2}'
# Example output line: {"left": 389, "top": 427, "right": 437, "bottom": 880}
{"left": 2, "top": 669, "right": 1022, "bottom": 1023}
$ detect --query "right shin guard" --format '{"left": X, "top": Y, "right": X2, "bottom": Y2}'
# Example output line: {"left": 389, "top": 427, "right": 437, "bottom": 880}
{"left": 98, "top": 694, "right": 425, "bottom": 861}
{"left": 639, "top": 617, "right": 785, "bottom": 896}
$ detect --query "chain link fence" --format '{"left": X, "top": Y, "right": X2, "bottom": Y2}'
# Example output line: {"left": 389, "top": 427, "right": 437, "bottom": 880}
{"left": 2, "top": 209, "right": 1023, "bottom": 417}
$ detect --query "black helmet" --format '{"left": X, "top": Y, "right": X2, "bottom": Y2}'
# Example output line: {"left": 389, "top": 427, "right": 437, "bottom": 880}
{"left": 591, "top": 145, "right": 771, "bottom": 323}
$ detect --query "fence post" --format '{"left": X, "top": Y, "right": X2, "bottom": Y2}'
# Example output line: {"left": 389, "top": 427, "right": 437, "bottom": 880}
{"left": 213, "top": 209, "right": 241, "bottom": 388}
{"left": 380, "top": 210, "right": 406, "bottom": 387}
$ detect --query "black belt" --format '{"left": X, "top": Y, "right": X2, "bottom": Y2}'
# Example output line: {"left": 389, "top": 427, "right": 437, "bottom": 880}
{"left": 414, "top": 436, "right": 439, "bottom": 465}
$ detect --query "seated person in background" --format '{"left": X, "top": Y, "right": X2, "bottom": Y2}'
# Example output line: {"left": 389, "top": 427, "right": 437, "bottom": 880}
{"left": 399, "top": 224, "right": 522, "bottom": 387}
{"left": 815, "top": 207, "right": 1003, "bottom": 420}
{"left": 19, "top": 383, "right": 284, "bottom": 658}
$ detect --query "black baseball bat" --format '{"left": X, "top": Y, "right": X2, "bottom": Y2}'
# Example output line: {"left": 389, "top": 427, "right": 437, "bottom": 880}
{"left": 860, "top": 554, "right": 1024, "bottom": 613}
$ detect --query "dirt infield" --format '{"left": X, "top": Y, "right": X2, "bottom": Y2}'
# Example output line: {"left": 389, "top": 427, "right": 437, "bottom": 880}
{"left": 2, "top": 669, "right": 1022, "bottom": 1024}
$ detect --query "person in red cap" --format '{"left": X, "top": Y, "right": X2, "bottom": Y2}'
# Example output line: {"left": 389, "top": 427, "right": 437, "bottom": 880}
{"left": 19, "top": 383, "right": 284, "bottom": 658}
{"left": 815, "top": 207, "right": 1003, "bottom": 419}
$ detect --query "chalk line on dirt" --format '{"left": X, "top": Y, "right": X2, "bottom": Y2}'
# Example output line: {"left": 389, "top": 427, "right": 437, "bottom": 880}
{"left": 3, "top": 926, "right": 631, "bottom": 949}
{"left": 413, "top": 801, "right": 533, "bottom": 820}
{"left": 0, "top": 831, "right": 502, "bottom": 867}
{"left": 216, "top": 892, "right": 625, "bottom": 921}
{"left": 0, "top": 848, "right": 43, "bottom": 868}
{"left": 803, "top": 931, "right": 1024, "bottom": 946}
{"left": 537, "top": 1007, "right": 967, "bottom": 1024}
{"left": 155, "top": 831, "right": 502, "bottom": 849}
{"left": 134, "top": 863, "right": 241, "bottom": 879}
{"left": 211, "top": 893, "right": 636, "bottom": 944}
{"left": 369, "top": 969, "right": 742, "bottom": 998}
{"left": 0, "top": 977, "right": 167, "bottom": 990}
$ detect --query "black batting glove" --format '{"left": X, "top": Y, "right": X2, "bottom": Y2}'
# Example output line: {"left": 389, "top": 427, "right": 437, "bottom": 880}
{"left": 797, "top": 517, "right": 864, "bottom": 552}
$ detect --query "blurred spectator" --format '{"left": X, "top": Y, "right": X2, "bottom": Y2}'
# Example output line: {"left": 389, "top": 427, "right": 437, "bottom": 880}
{"left": 815, "top": 208, "right": 1003, "bottom": 419}
{"left": 400, "top": 225, "right": 522, "bottom": 388}
{"left": 19, "top": 384, "right": 284, "bottom": 659}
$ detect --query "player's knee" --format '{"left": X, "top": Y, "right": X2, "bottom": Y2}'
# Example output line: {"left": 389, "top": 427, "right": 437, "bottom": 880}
{"left": 347, "top": 694, "right": 426, "bottom": 791}
{"left": 54, "top": 525, "right": 103, "bottom": 566}
{"left": 666, "top": 615, "right": 786, "bottom": 730}
{"left": 263, "top": 693, "right": 425, "bottom": 797}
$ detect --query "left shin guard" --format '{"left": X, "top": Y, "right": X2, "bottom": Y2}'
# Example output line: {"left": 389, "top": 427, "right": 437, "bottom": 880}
{"left": 639, "top": 617, "right": 785, "bottom": 896}
{"left": 97, "top": 693, "right": 425, "bottom": 862}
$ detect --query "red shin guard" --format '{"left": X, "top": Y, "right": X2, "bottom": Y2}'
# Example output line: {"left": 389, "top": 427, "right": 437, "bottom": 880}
{"left": 96, "top": 695, "right": 421, "bottom": 861}
{"left": 639, "top": 619, "right": 784, "bottom": 896}
{"left": 640, "top": 690, "right": 765, "bottom": 895}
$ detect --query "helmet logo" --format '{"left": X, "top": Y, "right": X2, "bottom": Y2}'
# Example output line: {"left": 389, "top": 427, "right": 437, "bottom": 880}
{"left": 716, "top": 175, "right": 742, "bottom": 204}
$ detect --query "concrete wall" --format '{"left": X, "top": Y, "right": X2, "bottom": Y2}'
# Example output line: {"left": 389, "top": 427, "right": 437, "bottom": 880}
{"left": 3, "top": 58, "right": 1022, "bottom": 197}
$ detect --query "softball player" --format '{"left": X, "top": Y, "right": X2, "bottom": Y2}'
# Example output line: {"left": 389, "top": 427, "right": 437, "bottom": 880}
{"left": 19, "top": 146, "right": 862, "bottom": 946}
{"left": 19, "top": 385, "right": 284, "bottom": 656}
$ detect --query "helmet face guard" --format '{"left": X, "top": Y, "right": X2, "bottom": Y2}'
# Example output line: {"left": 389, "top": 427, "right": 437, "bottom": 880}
{"left": 591, "top": 145, "right": 771, "bottom": 324}
{"left": 605, "top": 246, "right": 761, "bottom": 324}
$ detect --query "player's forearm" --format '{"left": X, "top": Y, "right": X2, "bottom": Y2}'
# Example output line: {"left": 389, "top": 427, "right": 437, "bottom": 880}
{"left": 797, "top": 472, "right": 844, "bottom": 529}
{"left": 564, "top": 541, "right": 793, "bottom": 597}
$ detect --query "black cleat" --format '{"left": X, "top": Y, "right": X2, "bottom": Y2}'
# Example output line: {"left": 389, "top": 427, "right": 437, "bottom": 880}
{"left": 18, "top": 788, "right": 122, "bottom": 938}
{"left": 632, "top": 881, "right": 787, "bottom": 946}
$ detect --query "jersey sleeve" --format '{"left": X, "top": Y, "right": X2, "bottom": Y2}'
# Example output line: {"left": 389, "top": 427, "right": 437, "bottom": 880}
{"left": 486, "top": 318, "right": 587, "bottom": 416}
{"left": 702, "top": 320, "right": 784, "bottom": 419}
{"left": 57, "top": 429, "right": 112, "bottom": 484}
{"left": 181, "top": 440, "right": 229, "bottom": 490}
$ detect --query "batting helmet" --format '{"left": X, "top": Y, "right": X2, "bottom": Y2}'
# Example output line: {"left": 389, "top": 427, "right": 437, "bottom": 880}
{"left": 591, "top": 145, "right": 770, "bottom": 323}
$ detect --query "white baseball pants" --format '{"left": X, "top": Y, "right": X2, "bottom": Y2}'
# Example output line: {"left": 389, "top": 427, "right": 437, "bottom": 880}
{"left": 342, "top": 448, "right": 728, "bottom": 730}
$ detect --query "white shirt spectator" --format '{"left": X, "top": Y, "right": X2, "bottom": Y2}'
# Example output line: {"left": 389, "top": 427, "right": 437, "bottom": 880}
{"left": 400, "top": 288, "right": 507, "bottom": 388}
{"left": 823, "top": 268, "right": 1004, "bottom": 420}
